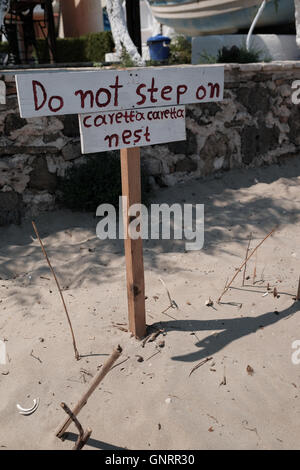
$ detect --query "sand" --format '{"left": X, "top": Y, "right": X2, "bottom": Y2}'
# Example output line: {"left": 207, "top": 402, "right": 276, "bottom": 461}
{"left": 1, "top": 158, "right": 300, "bottom": 450}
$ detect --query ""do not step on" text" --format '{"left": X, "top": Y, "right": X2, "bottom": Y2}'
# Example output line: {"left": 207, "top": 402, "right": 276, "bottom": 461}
{"left": 31, "top": 75, "right": 221, "bottom": 114}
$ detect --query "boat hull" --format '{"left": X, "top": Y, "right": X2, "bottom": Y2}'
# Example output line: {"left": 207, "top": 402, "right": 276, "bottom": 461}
{"left": 149, "top": 0, "right": 295, "bottom": 36}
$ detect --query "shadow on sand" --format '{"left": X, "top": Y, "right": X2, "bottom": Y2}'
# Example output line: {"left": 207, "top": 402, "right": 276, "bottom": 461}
{"left": 155, "top": 301, "right": 300, "bottom": 362}
{"left": 62, "top": 432, "right": 127, "bottom": 450}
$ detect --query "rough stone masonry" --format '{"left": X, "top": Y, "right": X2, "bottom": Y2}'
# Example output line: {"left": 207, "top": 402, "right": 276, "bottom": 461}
{"left": 1, "top": 61, "right": 300, "bottom": 225}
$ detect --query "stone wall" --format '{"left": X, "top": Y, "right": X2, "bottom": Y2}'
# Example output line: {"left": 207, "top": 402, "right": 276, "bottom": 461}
{"left": 1, "top": 62, "right": 300, "bottom": 225}
{"left": 143, "top": 62, "right": 300, "bottom": 188}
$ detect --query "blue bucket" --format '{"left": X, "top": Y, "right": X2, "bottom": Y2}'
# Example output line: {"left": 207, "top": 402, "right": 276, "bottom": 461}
{"left": 147, "top": 34, "right": 171, "bottom": 61}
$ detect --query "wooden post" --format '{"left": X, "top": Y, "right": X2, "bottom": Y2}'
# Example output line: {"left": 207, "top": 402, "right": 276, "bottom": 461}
{"left": 120, "top": 147, "right": 146, "bottom": 339}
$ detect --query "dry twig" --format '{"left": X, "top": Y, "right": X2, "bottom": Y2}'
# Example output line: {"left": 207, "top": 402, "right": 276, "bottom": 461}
{"left": 252, "top": 249, "right": 258, "bottom": 285}
{"left": 112, "top": 323, "right": 128, "bottom": 332}
{"left": 60, "top": 402, "right": 92, "bottom": 450}
{"left": 32, "top": 221, "right": 80, "bottom": 361}
{"left": 159, "top": 278, "right": 178, "bottom": 313}
{"left": 74, "top": 428, "right": 92, "bottom": 450}
{"left": 60, "top": 402, "right": 83, "bottom": 436}
{"left": 56, "top": 345, "right": 122, "bottom": 438}
{"left": 189, "top": 357, "right": 213, "bottom": 377}
{"left": 146, "top": 350, "right": 161, "bottom": 361}
{"left": 218, "top": 226, "right": 277, "bottom": 303}
{"left": 242, "top": 232, "right": 252, "bottom": 286}
{"left": 30, "top": 350, "right": 42, "bottom": 363}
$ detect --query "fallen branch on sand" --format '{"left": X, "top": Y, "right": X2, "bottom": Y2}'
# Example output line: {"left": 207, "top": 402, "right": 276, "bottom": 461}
{"left": 56, "top": 345, "right": 122, "bottom": 439}
{"left": 32, "top": 221, "right": 80, "bottom": 361}
{"left": 189, "top": 357, "right": 213, "bottom": 377}
{"left": 217, "top": 226, "right": 277, "bottom": 303}
{"left": 60, "top": 402, "right": 92, "bottom": 450}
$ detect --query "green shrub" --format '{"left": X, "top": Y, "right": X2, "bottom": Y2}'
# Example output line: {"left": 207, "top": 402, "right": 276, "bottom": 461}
{"left": 217, "top": 45, "right": 263, "bottom": 63}
{"left": 35, "top": 37, "right": 85, "bottom": 63}
{"left": 35, "top": 39, "right": 49, "bottom": 63}
{"left": 119, "top": 45, "right": 136, "bottom": 68}
{"left": 168, "top": 36, "right": 191, "bottom": 65}
{"left": 35, "top": 31, "right": 114, "bottom": 64}
{"left": 59, "top": 153, "right": 149, "bottom": 212}
{"left": 199, "top": 45, "right": 271, "bottom": 64}
{"left": 57, "top": 37, "right": 87, "bottom": 63}
{"left": 85, "top": 32, "right": 115, "bottom": 62}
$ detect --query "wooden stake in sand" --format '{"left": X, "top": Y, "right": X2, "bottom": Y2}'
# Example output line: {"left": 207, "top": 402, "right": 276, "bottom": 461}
{"left": 217, "top": 226, "right": 277, "bottom": 303}
{"left": 32, "top": 221, "right": 80, "bottom": 361}
{"left": 56, "top": 345, "right": 122, "bottom": 439}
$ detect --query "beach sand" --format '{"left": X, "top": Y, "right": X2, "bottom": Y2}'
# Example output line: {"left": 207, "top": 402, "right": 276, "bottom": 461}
{"left": 1, "top": 158, "right": 300, "bottom": 450}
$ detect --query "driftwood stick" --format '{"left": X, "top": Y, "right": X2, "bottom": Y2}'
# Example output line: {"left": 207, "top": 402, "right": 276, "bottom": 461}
{"left": 218, "top": 226, "right": 277, "bottom": 303}
{"left": 296, "top": 276, "right": 300, "bottom": 301}
{"left": 60, "top": 402, "right": 84, "bottom": 438}
{"left": 32, "top": 221, "right": 80, "bottom": 361}
{"left": 73, "top": 428, "right": 92, "bottom": 451}
{"left": 56, "top": 345, "right": 122, "bottom": 438}
{"left": 242, "top": 232, "right": 252, "bottom": 286}
{"left": 60, "top": 403, "right": 92, "bottom": 450}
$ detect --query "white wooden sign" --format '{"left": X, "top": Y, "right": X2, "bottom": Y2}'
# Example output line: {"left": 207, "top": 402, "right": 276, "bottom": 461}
{"left": 15, "top": 65, "right": 224, "bottom": 118}
{"left": 79, "top": 105, "right": 186, "bottom": 153}
{"left": 15, "top": 65, "right": 225, "bottom": 340}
